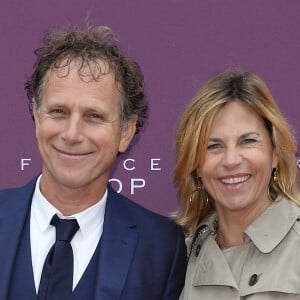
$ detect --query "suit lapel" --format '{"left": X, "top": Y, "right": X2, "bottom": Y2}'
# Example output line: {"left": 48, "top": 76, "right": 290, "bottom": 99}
{"left": 0, "top": 180, "right": 138, "bottom": 299}
{"left": 0, "top": 179, "right": 35, "bottom": 299}
{"left": 95, "top": 187, "right": 138, "bottom": 300}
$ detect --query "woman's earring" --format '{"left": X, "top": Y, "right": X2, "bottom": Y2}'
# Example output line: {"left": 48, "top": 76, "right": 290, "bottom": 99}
{"left": 273, "top": 168, "right": 278, "bottom": 182}
{"left": 272, "top": 167, "right": 286, "bottom": 194}
{"left": 189, "top": 177, "right": 202, "bottom": 202}
{"left": 189, "top": 177, "right": 208, "bottom": 206}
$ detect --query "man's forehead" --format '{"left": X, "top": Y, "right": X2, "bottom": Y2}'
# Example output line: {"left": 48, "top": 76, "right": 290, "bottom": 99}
{"left": 45, "top": 58, "right": 114, "bottom": 83}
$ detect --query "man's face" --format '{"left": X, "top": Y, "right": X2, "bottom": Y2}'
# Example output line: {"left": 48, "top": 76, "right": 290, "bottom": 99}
{"left": 33, "top": 61, "right": 137, "bottom": 194}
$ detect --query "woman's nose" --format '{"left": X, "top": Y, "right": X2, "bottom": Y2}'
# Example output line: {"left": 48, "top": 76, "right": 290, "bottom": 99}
{"left": 222, "top": 146, "right": 243, "bottom": 168}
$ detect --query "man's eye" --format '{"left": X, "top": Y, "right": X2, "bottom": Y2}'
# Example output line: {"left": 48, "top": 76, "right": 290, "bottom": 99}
{"left": 88, "top": 113, "right": 106, "bottom": 122}
{"left": 51, "top": 109, "right": 64, "bottom": 114}
{"left": 90, "top": 113, "right": 101, "bottom": 119}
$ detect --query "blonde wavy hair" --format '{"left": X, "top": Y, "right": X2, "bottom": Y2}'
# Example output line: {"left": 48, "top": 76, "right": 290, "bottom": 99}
{"left": 174, "top": 71, "right": 300, "bottom": 235}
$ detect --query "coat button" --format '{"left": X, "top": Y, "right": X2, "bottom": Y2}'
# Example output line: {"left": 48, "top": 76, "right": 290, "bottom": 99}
{"left": 195, "top": 244, "right": 201, "bottom": 257}
{"left": 249, "top": 274, "right": 258, "bottom": 286}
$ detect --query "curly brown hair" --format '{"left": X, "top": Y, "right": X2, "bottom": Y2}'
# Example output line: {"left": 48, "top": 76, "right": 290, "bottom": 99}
{"left": 25, "top": 26, "right": 147, "bottom": 132}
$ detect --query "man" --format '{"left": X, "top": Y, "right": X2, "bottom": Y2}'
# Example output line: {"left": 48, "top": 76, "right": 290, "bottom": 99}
{"left": 0, "top": 26, "right": 186, "bottom": 299}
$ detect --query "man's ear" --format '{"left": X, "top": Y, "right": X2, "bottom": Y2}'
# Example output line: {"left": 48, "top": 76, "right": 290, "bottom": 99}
{"left": 118, "top": 117, "right": 138, "bottom": 153}
{"left": 32, "top": 105, "right": 40, "bottom": 140}
{"left": 32, "top": 105, "right": 39, "bottom": 126}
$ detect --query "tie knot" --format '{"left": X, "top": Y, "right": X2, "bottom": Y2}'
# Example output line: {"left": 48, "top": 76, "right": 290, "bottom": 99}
{"left": 51, "top": 214, "right": 79, "bottom": 242}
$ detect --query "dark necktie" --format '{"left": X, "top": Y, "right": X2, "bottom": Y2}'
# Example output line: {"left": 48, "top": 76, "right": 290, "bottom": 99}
{"left": 38, "top": 214, "right": 79, "bottom": 300}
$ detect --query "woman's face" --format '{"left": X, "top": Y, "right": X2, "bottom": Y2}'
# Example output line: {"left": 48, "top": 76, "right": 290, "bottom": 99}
{"left": 198, "top": 101, "right": 278, "bottom": 217}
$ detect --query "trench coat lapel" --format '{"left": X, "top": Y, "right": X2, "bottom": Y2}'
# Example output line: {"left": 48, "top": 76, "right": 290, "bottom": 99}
{"left": 192, "top": 237, "right": 238, "bottom": 289}
{"left": 95, "top": 187, "right": 138, "bottom": 300}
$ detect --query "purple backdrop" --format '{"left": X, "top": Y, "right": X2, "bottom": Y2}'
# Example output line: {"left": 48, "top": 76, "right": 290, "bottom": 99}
{"left": 0, "top": 0, "right": 299, "bottom": 216}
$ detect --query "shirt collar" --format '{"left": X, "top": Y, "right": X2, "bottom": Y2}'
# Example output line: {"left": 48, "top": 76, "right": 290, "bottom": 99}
{"left": 31, "top": 174, "right": 107, "bottom": 235}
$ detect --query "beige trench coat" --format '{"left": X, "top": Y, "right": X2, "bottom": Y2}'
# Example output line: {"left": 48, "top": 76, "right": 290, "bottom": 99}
{"left": 180, "top": 197, "right": 300, "bottom": 299}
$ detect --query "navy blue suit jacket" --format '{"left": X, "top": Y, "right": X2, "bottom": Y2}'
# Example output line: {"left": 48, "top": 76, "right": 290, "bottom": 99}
{"left": 0, "top": 178, "right": 187, "bottom": 299}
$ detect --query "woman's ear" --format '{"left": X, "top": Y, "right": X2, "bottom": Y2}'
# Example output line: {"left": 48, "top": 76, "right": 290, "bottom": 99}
{"left": 196, "top": 167, "right": 202, "bottom": 178}
{"left": 271, "top": 149, "right": 279, "bottom": 169}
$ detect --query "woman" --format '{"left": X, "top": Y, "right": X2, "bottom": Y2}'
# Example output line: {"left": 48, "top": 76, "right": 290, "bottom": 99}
{"left": 174, "top": 71, "right": 300, "bottom": 299}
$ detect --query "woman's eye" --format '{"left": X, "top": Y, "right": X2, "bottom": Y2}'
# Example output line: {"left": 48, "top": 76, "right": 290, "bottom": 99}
{"left": 208, "top": 143, "right": 221, "bottom": 150}
{"left": 242, "top": 138, "right": 257, "bottom": 144}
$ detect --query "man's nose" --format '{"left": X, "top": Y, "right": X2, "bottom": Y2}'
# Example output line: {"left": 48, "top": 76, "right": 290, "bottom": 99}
{"left": 61, "top": 115, "right": 83, "bottom": 144}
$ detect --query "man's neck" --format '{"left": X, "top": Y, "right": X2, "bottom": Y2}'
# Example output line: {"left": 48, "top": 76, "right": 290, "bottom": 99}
{"left": 39, "top": 174, "right": 107, "bottom": 215}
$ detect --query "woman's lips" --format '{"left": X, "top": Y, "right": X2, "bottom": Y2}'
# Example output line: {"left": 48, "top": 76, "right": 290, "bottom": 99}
{"left": 220, "top": 175, "right": 251, "bottom": 185}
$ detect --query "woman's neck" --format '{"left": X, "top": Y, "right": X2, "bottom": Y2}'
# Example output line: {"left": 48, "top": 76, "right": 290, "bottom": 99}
{"left": 215, "top": 200, "right": 271, "bottom": 250}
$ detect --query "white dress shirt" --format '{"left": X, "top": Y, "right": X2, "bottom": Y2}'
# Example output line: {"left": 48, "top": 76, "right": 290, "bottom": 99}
{"left": 30, "top": 175, "right": 107, "bottom": 292}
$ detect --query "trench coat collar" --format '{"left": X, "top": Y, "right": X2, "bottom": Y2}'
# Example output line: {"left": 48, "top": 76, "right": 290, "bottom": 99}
{"left": 245, "top": 196, "right": 300, "bottom": 253}
{"left": 191, "top": 197, "right": 300, "bottom": 287}
{"left": 189, "top": 213, "right": 238, "bottom": 288}
{"left": 192, "top": 235, "right": 238, "bottom": 288}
